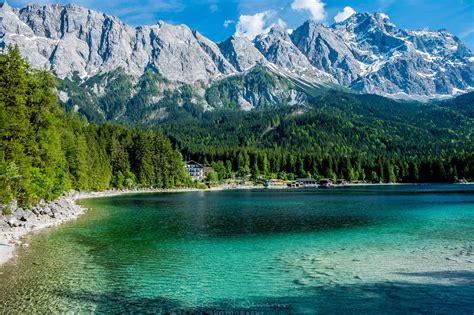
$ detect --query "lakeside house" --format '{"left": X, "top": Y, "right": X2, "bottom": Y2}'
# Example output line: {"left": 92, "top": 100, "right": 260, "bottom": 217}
{"left": 319, "top": 178, "right": 334, "bottom": 188}
{"left": 264, "top": 179, "right": 292, "bottom": 188}
{"left": 186, "top": 161, "right": 204, "bottom": 181}
{"left": 290, "top": 178, "right": 319, "bottom": 188}
{"left": 185, "top": 161, "right": 215, "bottom": 182}
{"left": 336, "top": 179, "right": 348, "bottom": 186}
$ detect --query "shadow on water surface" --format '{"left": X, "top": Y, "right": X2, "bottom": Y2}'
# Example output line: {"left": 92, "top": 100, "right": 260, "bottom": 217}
{"left": 267, "top": 270, "right": 474, "bottom": 314}
{"left": 254, "top": 274, "right": 474, "bottom": 314}
{"left": 395, "top": 270, "right": 474, "bottom": 282}
{"left": 53, "top": 271, "right": 474, "bottom": 314}
{"left": 54, "top": 289, "right": 182, "bottom": 313}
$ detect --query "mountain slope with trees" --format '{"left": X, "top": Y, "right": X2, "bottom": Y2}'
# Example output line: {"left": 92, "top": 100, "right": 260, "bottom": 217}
{"left": 0, "top": 47, "right": 192, "bottom": 207}
{"left": 159, "top": 90, "right": 473, "bottom": 183}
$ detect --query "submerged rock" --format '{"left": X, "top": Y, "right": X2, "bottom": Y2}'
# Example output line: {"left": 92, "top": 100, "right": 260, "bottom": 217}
{"left": 293, "top": 278, "right": 311, "bottom": 286}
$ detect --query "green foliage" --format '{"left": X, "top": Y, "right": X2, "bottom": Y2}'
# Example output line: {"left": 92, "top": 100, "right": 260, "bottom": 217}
{"left": 205, "top": 65, "right": 292, "bottom": 109}
{"left": 0, "top": 47, "right": 192, "bottom": 207}
{"left": 58, "top": 69, "right": 205, "bottom": 126}
{"left": 207, "top": 171, "right": 219, "bottom": 185}
{"left": 160, "top": 89, "right": 473, "bottom": 183}
{"left": 0, "top": 161, "right": 21, "bottom": 204}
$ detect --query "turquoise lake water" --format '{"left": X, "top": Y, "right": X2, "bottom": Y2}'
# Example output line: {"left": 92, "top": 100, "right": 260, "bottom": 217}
{"left": 0, "top": 185, "right": 473, "bottom": 313}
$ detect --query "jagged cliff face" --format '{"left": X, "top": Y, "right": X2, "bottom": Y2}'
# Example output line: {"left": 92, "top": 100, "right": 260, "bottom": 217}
{"left": 254, "top": 26, "right": 335, "bottom": 84}
{"left": 329, "top": 13, "right": 474, "bottom": 97}
{"left": 0, "top": 2, "right": 236, "bottom": 82}
{"left": 1, "top": 2, "right": 473, "bottom": 100}
{"left": 218, "top": 36, "right": 265, "bottom": 72}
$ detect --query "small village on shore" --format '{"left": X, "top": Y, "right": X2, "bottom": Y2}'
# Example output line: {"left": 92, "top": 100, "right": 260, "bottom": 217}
{"left": 187, "top": 160, "right": 352, "bottom": 189}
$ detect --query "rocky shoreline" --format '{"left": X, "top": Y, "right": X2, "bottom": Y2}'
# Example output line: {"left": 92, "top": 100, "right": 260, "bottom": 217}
{"left": 0, "top": 193, "right": 85, "bottom": 266}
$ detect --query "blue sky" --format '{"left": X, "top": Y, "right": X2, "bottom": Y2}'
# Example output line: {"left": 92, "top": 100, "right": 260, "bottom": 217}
{"left": 8, "top": 0, "right": 474, "bottom": 49}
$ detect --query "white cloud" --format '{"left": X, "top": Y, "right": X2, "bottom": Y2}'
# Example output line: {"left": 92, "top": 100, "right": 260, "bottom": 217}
{"left": 234, "top": 11, "right": 289, "bottom": 40}
{"left": 234, "top": 11, "right": 272, "bottom": 40}
{"left": 233, "top": 11, "right": 289, "bottom": 39}
{"left": 223, "top": 19, "right": 235, "bottom": 28}
{"left": 334, "top": 6, "right": 356, "bottom": 23}
{"left": 291, "top": 0, "right": 326, "bottom": 22}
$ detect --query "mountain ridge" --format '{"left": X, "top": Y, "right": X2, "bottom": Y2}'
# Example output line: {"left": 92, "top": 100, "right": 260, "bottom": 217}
{"left": 0, "top": 1, "right": 473, "bottom": 104}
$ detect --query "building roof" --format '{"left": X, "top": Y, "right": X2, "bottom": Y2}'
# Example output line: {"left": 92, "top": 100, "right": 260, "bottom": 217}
{"left": 296, "top": 178, "right": 317, "bottom": 182}
{"left": 203, "top": 166, "right": 214, "bottom": 173}
{"left": 319, "top": 178, "right": 333, "bottom": 182}
{"left": 186, "top": 160, "right": 203, "bottom": 167}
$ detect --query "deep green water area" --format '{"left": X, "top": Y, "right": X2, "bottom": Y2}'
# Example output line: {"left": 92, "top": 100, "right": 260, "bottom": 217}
{"left": 0, "top": 185, "right": 473, "bottom": 313}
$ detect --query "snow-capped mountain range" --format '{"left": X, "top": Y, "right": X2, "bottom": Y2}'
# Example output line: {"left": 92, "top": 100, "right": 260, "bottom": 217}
{"left": 1, "top": 1, "right": 473, "bottom": 100}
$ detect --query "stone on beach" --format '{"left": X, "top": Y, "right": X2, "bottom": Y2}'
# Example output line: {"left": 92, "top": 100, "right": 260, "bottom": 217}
{"left": 14, "top": 208, "right": 29, "bottom": 222}
{"left": 41, "top": 206, "right": 52, "bottom": 216}
{"left": 7, "top": 217, "right": 19, "bottom": 228}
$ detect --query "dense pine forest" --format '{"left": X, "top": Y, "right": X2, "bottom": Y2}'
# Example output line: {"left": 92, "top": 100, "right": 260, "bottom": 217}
{"left": 0, "top": 47, "right": 191, "bottom": 207}
{"left": 160, "top": 91, "right": 473, "bottom": 184}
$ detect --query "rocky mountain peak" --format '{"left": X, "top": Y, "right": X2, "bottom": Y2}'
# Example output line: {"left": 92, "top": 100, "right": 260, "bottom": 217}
{"left": 336, "top": 13, "right": 399, "bottom": 40}
{"left": 255, "top": 25, "right": 293, "bottom": 51}
{"left": 218, "top": 35, "right": 265, "bottom": 72}
{"left": 346, "top": 13, "right": 398, "bottom": 34}
{"left": 0, "top": 0, "right": 11, "bottom": 11}
{"left": 0, "top": 2, "right": 472, "bottom": 100}
{"left": 254, "top": 24, "right": 334, "bottom": 83}
{"left": 266, "top": 25, "right": 291, "bottom": 39}
{"left": 342, "top": 12, "right": 394, "bottom": 27}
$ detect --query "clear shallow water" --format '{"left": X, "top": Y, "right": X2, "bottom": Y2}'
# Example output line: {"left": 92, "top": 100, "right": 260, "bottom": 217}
{"left": 0, "top": 185, "right": 473, "bottom": 314}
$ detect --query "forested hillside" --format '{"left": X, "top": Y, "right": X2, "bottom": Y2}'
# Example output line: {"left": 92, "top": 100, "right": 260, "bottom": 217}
{"left": 57, "top": 66, "right": 303, "bottom": 124}
{"left": 160, "top": 90, "right": 474, "bottom": 183}
{"left": 0, "top": 47, "right": 192, "bottom": 207}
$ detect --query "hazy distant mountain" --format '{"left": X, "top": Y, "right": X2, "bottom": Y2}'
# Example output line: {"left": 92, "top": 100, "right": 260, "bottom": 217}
{"left": 1, "top": 1, "right": 473, "bottom": 104}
